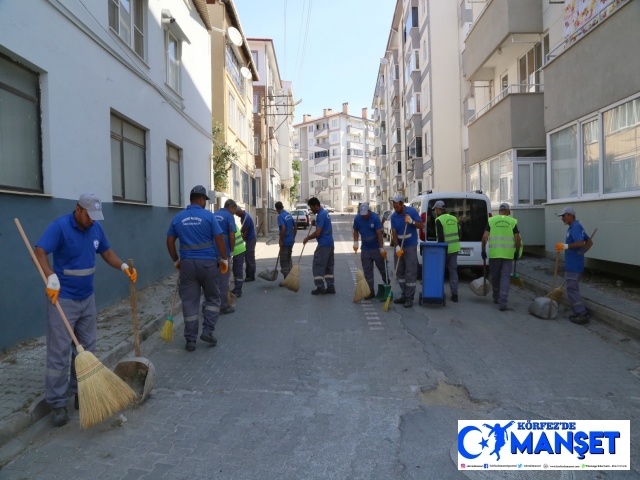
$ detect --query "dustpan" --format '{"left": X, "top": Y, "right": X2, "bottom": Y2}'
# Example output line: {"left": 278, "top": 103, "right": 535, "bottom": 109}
{"left": 258, "top": 253, "right": 280, "bottom": 282}
{"left": 375, "top": 257, "right": 392, "bottom": 301}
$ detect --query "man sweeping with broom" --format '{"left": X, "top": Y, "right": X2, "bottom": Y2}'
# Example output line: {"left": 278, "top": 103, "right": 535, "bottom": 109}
{"left": 167, "top": 186, "right": 229, "bottom": 352}
{"left": 34, "top": 193, "right": 137, "bottom": 427}
{"left": 303, "top": 197, "right": 335, "bottom": 295}
{"left": 481, "top": 203, "right": 521, "bottom": 312}
{"left": 276, "top": 201, "right": 297, "bottom": 286}
{"left": 353, "top": 203, "right": 387, "bottom": 301}
{"left": 215, "top": 200, "right": 238, "bottom": 315}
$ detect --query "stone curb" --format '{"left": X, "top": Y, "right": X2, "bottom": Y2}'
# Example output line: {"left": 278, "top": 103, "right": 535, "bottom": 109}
{"left": 519, "top": 273, "right": 640, "bottom": 341}
{"left": 0, "top": 298, "right": 183, "bottom": 453}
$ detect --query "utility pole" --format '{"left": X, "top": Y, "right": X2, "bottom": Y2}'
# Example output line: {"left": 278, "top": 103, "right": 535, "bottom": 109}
{"left": 261, "top": 95, "right": 268, "bottom": 236}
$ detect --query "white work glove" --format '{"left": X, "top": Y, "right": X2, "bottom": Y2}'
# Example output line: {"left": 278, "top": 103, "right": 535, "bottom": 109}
{"left": 219, "top": 258, "right": 229, "bottom": 274}
{"left": 121, "top": 263, "right": 137, "bottom": 283}
{"left": 380, "top": 248, "right": 387, "bottom": 259}
{"left": 46, "top": 274, "right": 60, "bottom": 304}
{"left": 396, "top": 245, "right": 404, "bottom": 258}
{"left": 353, "top": 241, "right": 359, "bottom": 253}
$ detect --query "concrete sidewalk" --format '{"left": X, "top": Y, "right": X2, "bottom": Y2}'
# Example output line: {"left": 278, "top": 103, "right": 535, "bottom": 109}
{"left": 516, "top": 256, "right": 640, "bottom": 340}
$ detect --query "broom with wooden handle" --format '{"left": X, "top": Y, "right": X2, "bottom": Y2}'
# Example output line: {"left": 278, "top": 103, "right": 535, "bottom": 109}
{"left": 353, "top": 249, "right": 371, "bottom": 303}
{"left": 282, "top": 244, "right": 306, "bottom": 292}
{"left": 14, "top": 219, "right": 137, "bottom": 429}
{"left": 161, "top": 277, "right": 179, "bottom": 342}
{"left": 383, "top": 222, "right": 409, "bottom": 312}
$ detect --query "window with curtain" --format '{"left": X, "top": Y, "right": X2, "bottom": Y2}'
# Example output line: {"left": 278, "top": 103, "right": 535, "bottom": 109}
{"left": 582, "top": 119, "right": 599, "bottom": 194}
{"left": 489, "top": 157, "right": 500, "bottom": 204}
{"left": 0, "top": 54, "right": 42, "bottom": 192}
{"left": 167, "top": 144, "right": 181, "bottom": 206}
{"left": 499, "top": 152, "right": 513, "bottom": 205}
{"left": 166, "top": 30, "right": 180, "bottom": 92}
{"left": 550, "top": 125, "right": 578, "bottom": 199}
{"left": 110, "top": 114, "right": 146, "bottom": 202}
{"left": 232, "top": 164, "right": 240, "bottom": 200}
{"left": 242, "top": 171, "right": 249, "bottom": 204}
{"left": 469, "top": 165, "right": 479, "bottom": 192}
{"left": 603, "top": 98, "right": 640, "bottom": 194}
{"left": 517, "top": 164, "right": 530, "bottom": 205}
{"left": 480, "top": 162, "right": 490, "bottom": 197}
{"left": 533, "top": 163, "right": 547, "bottom": 205}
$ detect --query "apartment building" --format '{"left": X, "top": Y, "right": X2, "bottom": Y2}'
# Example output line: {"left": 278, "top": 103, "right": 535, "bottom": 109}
{"left": 0, "top": 0, "right": 212, "bottom": 349}
{"left": 248, "top": 38, "right": 297, "bottom": 231}
{"left": 207, "top": 0, "right": 259, "bottom": 217}
{"left": 372, "top": 0, "right": 463, "bottom": 213}
{"left": 295, "top": 104, "right": 376, "bottom": 212}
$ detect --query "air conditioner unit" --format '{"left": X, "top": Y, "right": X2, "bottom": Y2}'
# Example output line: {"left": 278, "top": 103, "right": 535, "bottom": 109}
{"left": 397, "top": 181, "right": 405, "bottom": 190}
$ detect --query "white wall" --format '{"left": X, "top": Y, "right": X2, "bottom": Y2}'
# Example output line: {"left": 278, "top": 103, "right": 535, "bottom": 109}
{"left": 0, "top": 0, "right": 212, "bottom": 206}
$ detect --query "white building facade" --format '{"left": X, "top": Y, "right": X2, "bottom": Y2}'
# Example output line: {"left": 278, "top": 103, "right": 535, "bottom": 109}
{"left": 0, "top": 0, "right": 213, "bottom": 349}
{"left": 296, "top": 104, "right": 376, "bottom": 212}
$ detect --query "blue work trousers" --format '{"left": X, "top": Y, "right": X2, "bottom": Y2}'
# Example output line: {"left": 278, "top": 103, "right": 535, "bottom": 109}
{"left": 489, "top": 258, "right": 512, "bottom": 308}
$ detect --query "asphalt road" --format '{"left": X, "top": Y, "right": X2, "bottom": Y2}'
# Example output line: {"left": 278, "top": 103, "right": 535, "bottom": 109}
{"left": 1, "top": 215, "right": 639, "bottom": 479}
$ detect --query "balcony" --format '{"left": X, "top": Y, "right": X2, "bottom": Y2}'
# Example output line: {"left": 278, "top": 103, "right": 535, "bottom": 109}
{"left": 349, "top": 184, "right": 365, "bottom": 193}
{"left": 365, "top": 129, "right": 375, "bottom": 139}
{"left": 348, "top": 169, "right": 364, "bottom": 179}
{"left": 315, "top": 127, "right": 329, "bottom": 138}
{"left": 468, "top": 89, "right": 545, "bottom": 165}
{"left": 347, "top": 126, "right": 363, "bottom": 136}
{"left": 348, "top": 156, "right": 364, "bottom": 165}
{"left": 314, "top": 164, "right": 330, "bottom": 178}
{"left": 465, "top": 0, "right": 543, "bottom": 81}
{"left": 348, "top": 141, "right": 363, "bottom": 150}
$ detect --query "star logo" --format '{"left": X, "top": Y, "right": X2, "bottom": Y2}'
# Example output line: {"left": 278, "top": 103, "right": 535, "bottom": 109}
{"left": 479, "top": 437, "right": 489, "bottom": 449}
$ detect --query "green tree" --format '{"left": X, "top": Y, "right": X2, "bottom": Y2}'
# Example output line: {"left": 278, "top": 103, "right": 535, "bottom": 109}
{"left": 211, "top": 123, "right": 239, "bottom": 192}
{"left": 290, "top": 159, "right": 301, "bottom": 204}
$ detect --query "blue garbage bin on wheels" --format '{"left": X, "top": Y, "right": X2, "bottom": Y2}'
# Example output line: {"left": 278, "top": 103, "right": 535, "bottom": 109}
{"left": 418, "top": 242, "right": 447, "bottom": 307}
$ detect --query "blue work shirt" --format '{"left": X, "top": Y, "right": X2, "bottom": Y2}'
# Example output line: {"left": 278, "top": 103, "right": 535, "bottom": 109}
{"left": 315, "top": 208, "right": 334, "bottom": 247}
{"left": 36, "top": 212, "right": 110, "bottom": 300}
{"left": 390, "top": 206, "right": 422, "bottom": 247}
{"left": 353, "top": 212, "right": 382, "bottom": 251}
{"left": 240, "top": 212, "right": 256, "bottom": 241}
{"left": 167, "top": 205, "right": 223, "bottom": 260}
{"left": 565, "top": 220, "right": 590, "bottom": 273}
{"left": 214, "top": 208, "right": 237, "bottom": 257}
{"left": 278, "top": 210, "right": 296, "bottom": 247}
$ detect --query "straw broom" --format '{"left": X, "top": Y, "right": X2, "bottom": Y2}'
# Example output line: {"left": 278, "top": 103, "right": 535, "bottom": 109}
{"left": 510, "top": 257, "right": 524, "bottom": 287}
{"left": 282, "top": 244, "right": 306, "bottom": 292}
{"left": 161, "top": 277, "right": 179, "bottom": 342}
{"left": 353, "top": 250, "right": 371, "bottom": 303}
{"left": 15, "top": 219, "right": 137, "bottom": 428}
{"left": 383, "top": 222, "right": 408, "bottom": 312}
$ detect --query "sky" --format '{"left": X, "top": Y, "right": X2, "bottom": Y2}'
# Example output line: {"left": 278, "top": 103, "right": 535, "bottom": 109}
{"left": 234, "top": 0, "right": 396, "bottom": 124}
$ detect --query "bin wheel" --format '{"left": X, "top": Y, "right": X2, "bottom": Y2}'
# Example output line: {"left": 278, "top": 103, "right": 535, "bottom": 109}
{"left": 418, "top": 294, "right": 422, "bottom": 306}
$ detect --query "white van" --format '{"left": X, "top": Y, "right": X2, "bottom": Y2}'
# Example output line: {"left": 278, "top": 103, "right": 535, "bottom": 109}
{"left": 406, "top": 191, "right": 492, "bottom": 275}
{"left": 295, "top": 203, "right": 310, "bottom": 214}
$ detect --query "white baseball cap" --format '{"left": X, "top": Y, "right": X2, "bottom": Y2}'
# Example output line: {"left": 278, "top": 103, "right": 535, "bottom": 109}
{"left": 358, "top": 203, "right": 370, "bottom": 215}
{"left": 392, "top": 195, "right": 404, "bottom": 203}
{"left": 557, "top": 206, "right": 576, "bottom": 216}
{"left": 78, "top": 193, "right": 104, "bottom": 221}
{"left": 433, "top": 200, "right": 445, "bottom": 209}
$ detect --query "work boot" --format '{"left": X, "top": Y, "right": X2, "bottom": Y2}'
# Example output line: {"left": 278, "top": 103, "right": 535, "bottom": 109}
{"left": 52, "top": 407, "right": 68, "bottom": 427}
{"left": 186, "top": 341, "right": 196, "bottom": 352}
{"left": 200, "top": 333, "right": 218, "bottom": 346}
{"left": 451, "top": 294, "right": 459, "bottom": 303}
{"left": 232, "top": 291, "right": 242, "bottom": 298}
{"left": 493, "top": 298, "right": 499, "bottom": 304}
{"left": 221, "top": 306, "right": 235, "bottom": 314}
{"left": 325, "top": 287, "right": 336, "bottom": 294}
{"left": 74, "top": 394, "right": 79, "bottom": 411}
{"left": 311, "top": 287, "right": 326, "bottom": 295}
{"left": 403, "top": 299, "right": 413, "bottom": 308}
{"left": 245, "top": 276, "right": 256, "bottom": 282}
{"left": 499, "top": 305, "right": 508, "bottom": 312}
{"left": 393, "top": 297, "right": 407, "bottom": 304}
{"left": 570, "top": 315, "right": 589, "bottom": 325}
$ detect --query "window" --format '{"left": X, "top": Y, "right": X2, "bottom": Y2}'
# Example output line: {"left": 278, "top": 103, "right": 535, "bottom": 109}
{"left": 232, "top": 164, "right": 240, "bottom": 200}
{"left": 414, "top": 50, "right": 420, "bottom": 71}
{"left": 238, "top": 110, "right": 246, "bottom": 143}
{"left": 397, "top": 161, "right": 402, "bottom": 174}
{"left": 308, "top": 139, "right": 313, "bottom": 147}
{"left": 415, "top": 93, "right": 421, "bottom": 114}
{"left": 242, "top": 171, "right": 249, "bottom": 204}
{"left": 381, "top": 145, "right": 387, "bottom": 155}
{"left": 550, "top": 125, "right": 578, "bottom": 199}
{"left": 165, "top": 30, "right": 180, "bottom": 92}
{"left": 422, "top": 41, "right": 427, "bottom": 64}
{"left": 109, "top": 0, "right": 145, "bottom": 58}
{"left": 423, "top": 76, "right": 430, "bottom": 111}
{"left": 518, "top": 43, "right": 542, "bottom": 92}
{"left": 253, "top": 93, "right": 259, "bottom": 113}
{"left": 0, "top": 54, "right": 42, "bottom": 192}
{"left": 469, "top": 164, "right": 479, "bottom": 191}
{"left": 251, "top": 50, "right": 258, "bottom": 70}
{"left": 424, "top": 129, "right": 431, "bottom": 156}
{"left": 308, "top": 153, "right": 313, "bottom": 160}
{"left": 501, "top": 73, "right": 508, "bottom": 92}
{"left": 347, "top": 149, "right": 363, "bottom": 156}
{"left": 499, "top": 152, "right": 513, "bottom": 205}
{"left": 332, "top": 162, "right": 339, "bottom": 171}
{"left": 167, "top": 144, "right": 181, "bottom": 206}
{"left": 582, "top": 119, "right": 599, "bottom": 194}
{"left": 396, "top": 128, "right": 401, "bottom": 144}
{"left": 332, "top": 119, "right": 338, "bottom": 128}
{"left": 354, "top": 178, "right": 362, "bottom": 185}
{"left": 332, "top": 148, "right": 339, "bottom": 156}
{"left": 308, "top": 126, "right": 313, "bottom": 133}
{"left": 228, "top": 94, "right": 235, "bottom": 130}
{"left": 409, "top": 97, "right": 415, "bottom": 116}
{"left": 603, "top": 98, "right": 640, "bottom": 194}
{"left": 416, "top": 137, "right": 422, "bottom": 158}
{"left": 225, "top": 44, "right": 245, "bottom": 96}
{"left": 110, "top": 114, "right": 146, "bottom": 202}
{"left": 254, "top": 135, "right": 260, "bottom": 155}
{"left": 334, "top": 177, "right": 339, "bottom": 186}
{"left": 331, "top": 133, "right": 338, "bottom": 142}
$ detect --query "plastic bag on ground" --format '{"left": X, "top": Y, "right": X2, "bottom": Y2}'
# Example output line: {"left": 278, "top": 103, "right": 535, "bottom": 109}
{"left": 528, "top": 297, "right": 558, "bottom": 319}
{"left": 469, "top": 277, "right": 491, "bottom": 296}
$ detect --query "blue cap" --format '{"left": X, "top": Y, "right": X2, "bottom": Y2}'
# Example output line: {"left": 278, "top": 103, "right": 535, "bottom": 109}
{"left": 190, "top": 185, "right": 210, "bottom": 200}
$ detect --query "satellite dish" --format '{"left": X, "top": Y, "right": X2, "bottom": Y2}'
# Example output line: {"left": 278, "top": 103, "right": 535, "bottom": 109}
{"left": 227, "top": 27, "right": 243, "bottom": 47}
{"left": 380, "top": 58, "right": 389, "bottom": 65}
{"left": 240, "top": 67, "right": 252, "bottom": 79}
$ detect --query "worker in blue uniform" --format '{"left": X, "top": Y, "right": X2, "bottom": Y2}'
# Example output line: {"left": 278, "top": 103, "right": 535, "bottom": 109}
{"left": 215, "top": 199, "right": 238, "bottom": 314}
{"left": 167, "top": 186, "right": 228, "bottom": 352}
{"left": 352, "top": 202, "right": 387, "bottom": 299}
{"left": 303, "top": 197, "right": 335, "bottom": 295}
{"left": 276, "top": 201, "right": 297, "bottom": 285}
{"left": 236, "top": 207, "right": 257, "bottom": 282}
{"left": 389, "top": 195, "right": 425, "bottom": 308}
{"left": 35, "top": 193, "right": 137, "bottom": 427}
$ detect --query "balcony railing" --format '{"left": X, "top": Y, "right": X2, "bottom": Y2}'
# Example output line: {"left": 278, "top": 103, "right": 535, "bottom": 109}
{"left": 468, "top": 84, "right": 543, "bottom": 125}
{"left": 546, "top": 0, "right": 629, "bottom": 65}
